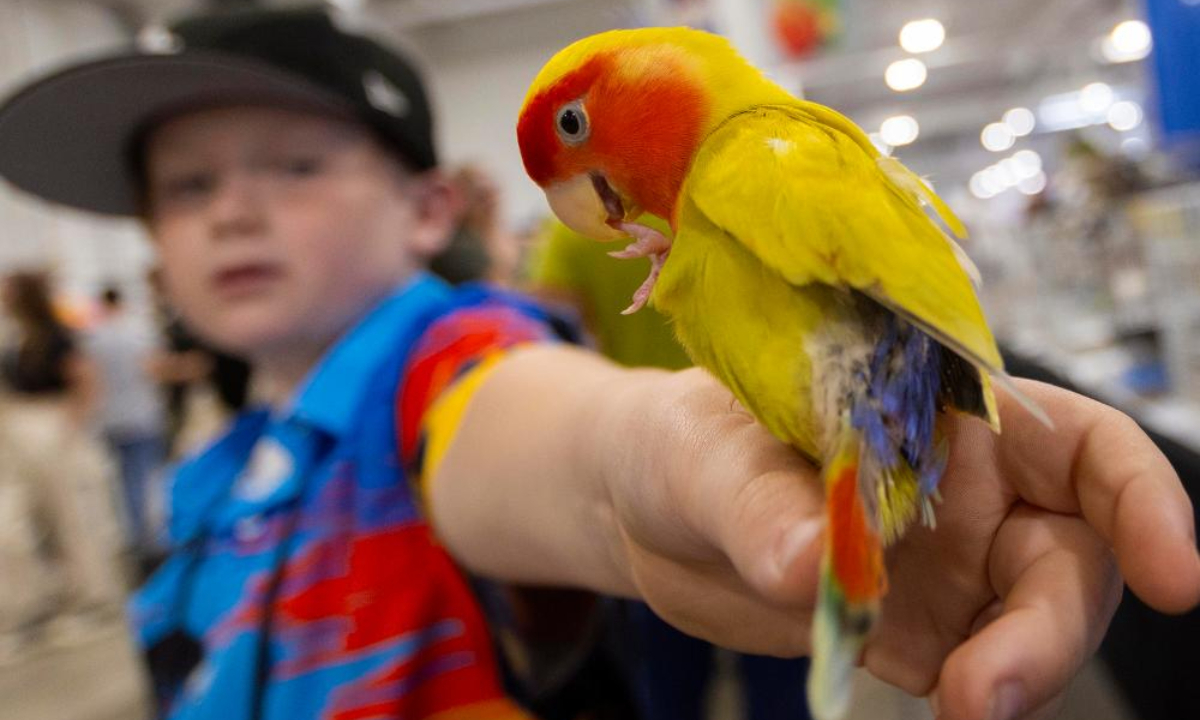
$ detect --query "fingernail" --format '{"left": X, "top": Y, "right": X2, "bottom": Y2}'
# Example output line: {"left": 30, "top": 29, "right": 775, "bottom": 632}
{"left": 775, "top": 519, "right": 823, "bottom": 579}
{"left": 987, "top": 681, "right": 1025, "bottom": 720}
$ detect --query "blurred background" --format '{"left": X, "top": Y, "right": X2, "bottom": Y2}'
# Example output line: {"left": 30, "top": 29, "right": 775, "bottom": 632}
{"left": 0, "top": 0, "right": 1196, "bottom": 719}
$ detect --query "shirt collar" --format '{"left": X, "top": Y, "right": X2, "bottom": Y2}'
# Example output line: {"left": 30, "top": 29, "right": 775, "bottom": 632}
{"left": 285, "top": 272, "right": 452, "bottom": 438}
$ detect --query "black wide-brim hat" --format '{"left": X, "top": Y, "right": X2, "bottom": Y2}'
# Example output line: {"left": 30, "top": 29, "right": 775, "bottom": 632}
{"left": 0, "top": 6, "right": 436, "bottom": 217}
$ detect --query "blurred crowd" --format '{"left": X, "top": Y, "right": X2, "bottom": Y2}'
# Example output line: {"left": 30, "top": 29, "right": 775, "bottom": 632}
{"left": 0, "top": 269, "right": 251, "bottom": 655}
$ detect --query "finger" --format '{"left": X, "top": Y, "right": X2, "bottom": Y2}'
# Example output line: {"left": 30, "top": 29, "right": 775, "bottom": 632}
{"left": 995, "top": 380, "right": 1200, "bottom": 613}
{"left": 931, "top": 687, "right": 1065, "bottom": 720}
{"left": 934, "top": 507, "right": 1121, "bottom": 720}
{"left": 626, "top": 541, "right": 815, "bottom": 655}
{"left": 708, "top": 461, "right": 826, "bottom": 610}
{"left": 1021, "top": 694, "right": 1068, "bottom": 720}
{"left": 650, "top": 375, "right": 827, "bottom": 609}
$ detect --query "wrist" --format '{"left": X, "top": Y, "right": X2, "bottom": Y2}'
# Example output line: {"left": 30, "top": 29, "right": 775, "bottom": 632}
{"left": 583, "top": 364, "right": 677, "bottom": 596}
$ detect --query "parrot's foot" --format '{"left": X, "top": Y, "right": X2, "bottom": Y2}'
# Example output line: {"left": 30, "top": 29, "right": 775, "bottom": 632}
{"left": 609, "top": 221, "right": 672, "bottom": 315}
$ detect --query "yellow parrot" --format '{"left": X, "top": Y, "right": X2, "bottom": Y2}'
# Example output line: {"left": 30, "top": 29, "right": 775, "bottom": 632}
{"left": 517, "top": 27, "right": 1043, "bottom": 719}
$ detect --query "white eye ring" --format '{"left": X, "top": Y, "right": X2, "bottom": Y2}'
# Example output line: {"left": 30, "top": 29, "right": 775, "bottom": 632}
{"left": 555, "top": 100, "right": 590, "bottom": 145}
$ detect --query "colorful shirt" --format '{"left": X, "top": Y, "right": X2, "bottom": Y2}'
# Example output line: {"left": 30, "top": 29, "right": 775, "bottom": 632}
{"left": 131, "top": 274, "right": 560, "bottom": 720}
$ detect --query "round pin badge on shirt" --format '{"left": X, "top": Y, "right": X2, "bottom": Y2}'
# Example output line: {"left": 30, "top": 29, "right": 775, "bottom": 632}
{"left": 233, "top": 437, "right": 295, "bottom": 502}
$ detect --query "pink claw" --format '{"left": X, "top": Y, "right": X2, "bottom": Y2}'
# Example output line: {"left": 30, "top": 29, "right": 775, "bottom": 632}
{"left": 607, "top": 222, "right": 672, "bottom": 315}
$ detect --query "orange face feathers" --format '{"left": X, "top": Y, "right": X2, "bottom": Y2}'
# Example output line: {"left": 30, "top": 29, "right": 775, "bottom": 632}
{"left": 517, "top": 28, "right": 794, "bottom": 238}
{"left": 517, "top": 43, "right": 710, "bottom": 222}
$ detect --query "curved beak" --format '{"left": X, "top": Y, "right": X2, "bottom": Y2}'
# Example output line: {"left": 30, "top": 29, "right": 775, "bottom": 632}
{"left": 544, "top": 173, "right": 639, "bottom": 241}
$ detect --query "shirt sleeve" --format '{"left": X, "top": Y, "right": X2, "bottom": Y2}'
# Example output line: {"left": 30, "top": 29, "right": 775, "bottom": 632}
{"left": 397, "top": 298, "right": 560, "bottom": 487}
{"left": 396, "top": 294, "right": 621, "bottom": 711}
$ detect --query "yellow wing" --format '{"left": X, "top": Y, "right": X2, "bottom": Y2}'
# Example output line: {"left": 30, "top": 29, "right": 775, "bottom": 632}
{"left": 681, "top": 103, "right": 1002, "bottom": 416}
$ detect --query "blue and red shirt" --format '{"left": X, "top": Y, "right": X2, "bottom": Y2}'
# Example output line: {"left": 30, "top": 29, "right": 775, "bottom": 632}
{"left": 131, "top": 274, "right": 562, "bottom": 720}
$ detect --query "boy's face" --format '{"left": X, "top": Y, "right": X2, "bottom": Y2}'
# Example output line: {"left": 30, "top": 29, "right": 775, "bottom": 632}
{"left": 144, "top": 105, "right": 451, "bottom": 362}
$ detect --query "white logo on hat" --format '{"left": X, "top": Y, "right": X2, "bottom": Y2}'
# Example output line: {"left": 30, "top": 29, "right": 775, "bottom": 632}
{"left": 363, "top": 70, "right": 410, "bottom": 118}
{"left": 136, "top": 25, "right": 183, "bottom": 55}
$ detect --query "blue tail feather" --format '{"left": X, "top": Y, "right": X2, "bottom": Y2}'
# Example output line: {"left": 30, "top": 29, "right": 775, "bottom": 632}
{"left": 850, "top": 316, "right": 947, "bottom": 508}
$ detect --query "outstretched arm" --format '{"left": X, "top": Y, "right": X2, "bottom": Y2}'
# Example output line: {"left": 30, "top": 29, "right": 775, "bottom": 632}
{"left": 426, "top": 344, "right": 1200, "bottom": 718}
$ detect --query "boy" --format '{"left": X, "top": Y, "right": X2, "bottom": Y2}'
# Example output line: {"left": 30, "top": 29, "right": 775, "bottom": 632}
{"left": 0, "top": 7, "right": 1196, "bottom": 720}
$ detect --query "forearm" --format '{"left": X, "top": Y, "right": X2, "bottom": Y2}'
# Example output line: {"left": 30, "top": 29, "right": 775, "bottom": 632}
{"left": 425, "top": 343, "right": 660, "bottom": 596}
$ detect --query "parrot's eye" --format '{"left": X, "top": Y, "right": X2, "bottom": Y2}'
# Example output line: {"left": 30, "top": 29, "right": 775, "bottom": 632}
{"left": 555, "top": 101, "right": 589, "bottom": 145}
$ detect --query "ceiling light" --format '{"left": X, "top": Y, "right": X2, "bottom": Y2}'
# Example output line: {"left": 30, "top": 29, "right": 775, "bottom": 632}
{"left": 879, "top": 115, "right": 920, "bottom": 146}
{"left": 885, "top": 59, "right": 928, "bottom": 92}
{"left": 991, "top": 162, "right": 1018, "bottom": 188}
{"left": 981, "top": 122, "right": 1015, "bottom": 152}
{"left": 1104, "top": 20, "right": 1152, "bottom": 57}
{"left": 1012, "top": 149, "right": 1043, "bottom": 179}
{"left": 1121, "top": 137, "right": 1149, "bottom": 157}
{"left": 868, "top": 132, "right": 893, "bottom": 156}
{"left": 1018, "top": 171, "right": 1047, "bottom": 196}
{"left": 899, "top": 19, "right": 945, "bottom": 53}
{"left": 1108, "top": 101, "right": 1144, "bottom": 131}
{"left": 1039, "top": 92, "right": 1093, "bottom": 131}
{"left": 969, "top": 172, "right": 996, "bottom": 199}
{"left": 1003, "top": 107, "right": 1036, "bottom": 137}
{"left": 1079, "top": 82, "right": 1114, "bottom": 113}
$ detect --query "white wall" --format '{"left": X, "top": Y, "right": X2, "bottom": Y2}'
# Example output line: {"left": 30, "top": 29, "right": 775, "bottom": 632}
{"left": 0, "top": 0, "right": 154, "bottom": 302}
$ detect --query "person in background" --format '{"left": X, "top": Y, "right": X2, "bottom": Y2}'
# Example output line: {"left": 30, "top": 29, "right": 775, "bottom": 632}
{"left": 87, "top": 284, "right": 168, "bottom": 557}
{"left": 2, "top": 272, "right": 95, "bottom": 422}
{"left": 531, "top": 218, "right": 809, "bottom": 720}
{"left": 0, "top": 271, "right": 124, "bottom": 626}
{"left": 0, "top": 8, "right": 1197, "bottom": 720}
{"left": 431, "top": 165, "right": 523, "bottom": 286}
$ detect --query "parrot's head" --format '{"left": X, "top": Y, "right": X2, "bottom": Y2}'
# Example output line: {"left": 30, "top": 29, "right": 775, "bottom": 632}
{"left": 517, "top": 27, "right": 781, "bottom": 241}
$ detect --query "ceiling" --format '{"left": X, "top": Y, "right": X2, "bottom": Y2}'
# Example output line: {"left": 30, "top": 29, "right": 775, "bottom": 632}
{"left": 75, "top": 0, "right": 1153, "bottom": 187}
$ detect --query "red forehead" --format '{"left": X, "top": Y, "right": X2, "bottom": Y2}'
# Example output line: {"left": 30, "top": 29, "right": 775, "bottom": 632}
{"left": 517, "top": 55, "right": 611, "bottom": 185}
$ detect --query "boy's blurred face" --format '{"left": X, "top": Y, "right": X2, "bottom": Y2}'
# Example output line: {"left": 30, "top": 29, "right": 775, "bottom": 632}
{"left": 144, "top": 105, "right": 450, "bottom": 363}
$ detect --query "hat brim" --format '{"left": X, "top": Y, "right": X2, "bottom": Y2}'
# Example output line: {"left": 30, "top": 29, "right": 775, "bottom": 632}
{"left": 0, "top": 51, "right": 355, "bottom": 217}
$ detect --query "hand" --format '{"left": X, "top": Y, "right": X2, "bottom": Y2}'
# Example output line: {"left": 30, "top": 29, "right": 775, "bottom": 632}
{"left": 601, "top": 368, "right": 1200, "bottom": 720}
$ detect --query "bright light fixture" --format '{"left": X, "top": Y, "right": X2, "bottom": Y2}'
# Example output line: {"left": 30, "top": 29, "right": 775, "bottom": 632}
{"left": 1108, "top": 101, "right": 1144, "bottom": 131}
{"left": 998, "top": 158, "right": 1021, "bottom": 181}
{"left": 868, "top": 132, "right": 893, "bottom": 156}
{"left": 885, "top": 58, "right": 928, "bottom": 92}
{"left": 969, "top": 171, "right": 995, "bottom": 200}
{"left": 899, "top": 19, "right": 945, "bottom": 53}
{"left": 1121, "top": 137, "right": 1149, "bottom": 157}
{"left": 1012, "top": 149, "right": 1043, "bottom": 179}
{"left": 880, "top": 115, "right": 920, "bottom": 146}
{"left": 1018, "top": 171, "right": 1047, "bottom": 196}
{"left": 1039, "top": 92, "right": 1093, "bottom": 131}
{"left": 1003, "top": 107, "right": 1036, "bottom": 137}
{"left": 991, "top": 162, "right": 1018, "bottom": 189}
{"left": 1079, "top": 82, "right": 1114, "bottom": 113}
{"left": 1103, "top": 20, "right": 1152, "bottom": 63}
{"left": 981, "top": 122, "right": 1015, "bottom": 152}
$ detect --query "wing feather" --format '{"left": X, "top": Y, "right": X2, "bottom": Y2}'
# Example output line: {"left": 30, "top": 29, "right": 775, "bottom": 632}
{"left": 684, "top": 104, "right": 1004, "bottom": 387}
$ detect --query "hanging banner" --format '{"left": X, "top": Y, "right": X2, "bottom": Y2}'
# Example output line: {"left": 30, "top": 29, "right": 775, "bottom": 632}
{"left": 1144, "top": 0, "right": 1200, "bottom": 166}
